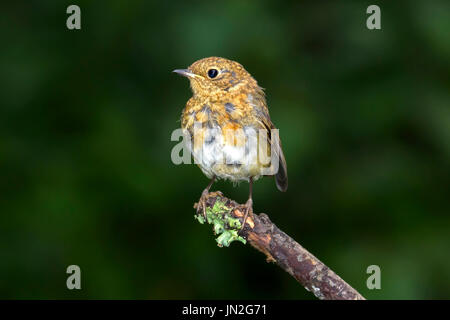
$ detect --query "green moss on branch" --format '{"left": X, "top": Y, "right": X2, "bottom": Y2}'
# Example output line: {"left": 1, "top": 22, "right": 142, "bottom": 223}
{"left": 194, "top": 196, "right": 246, "bottom": 247}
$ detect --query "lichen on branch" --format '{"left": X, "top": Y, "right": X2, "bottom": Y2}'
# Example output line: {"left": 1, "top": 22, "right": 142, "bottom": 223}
{"left": 194, "top": 194, "right": 246, "bottom": 247}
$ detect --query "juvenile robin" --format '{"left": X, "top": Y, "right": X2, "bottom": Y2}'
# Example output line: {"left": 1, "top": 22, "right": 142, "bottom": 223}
{"left": 174, "top": 57, "right": 288, "bottom": 231}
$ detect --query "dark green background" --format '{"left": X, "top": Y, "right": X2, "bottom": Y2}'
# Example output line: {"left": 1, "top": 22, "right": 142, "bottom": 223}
{"left": 1, "top": 0, "right": 449, "bottom": 299}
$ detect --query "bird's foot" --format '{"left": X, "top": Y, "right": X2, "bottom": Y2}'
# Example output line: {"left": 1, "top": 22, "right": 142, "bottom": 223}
{"left": 239, "top": 198, "right": 253, "bottom": 234}
{"left": 196, "top": 189, "right": 210, "bottom": 221}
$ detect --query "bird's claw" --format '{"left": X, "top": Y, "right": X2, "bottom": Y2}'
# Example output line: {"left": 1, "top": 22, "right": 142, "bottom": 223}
{"left": 239, "top": 198, "right": 253, "bottom": 234}
{"left": 197, "top": 189, "right": 210, "bottom": 220}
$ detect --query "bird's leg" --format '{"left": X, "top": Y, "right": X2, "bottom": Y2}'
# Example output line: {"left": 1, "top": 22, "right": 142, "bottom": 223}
{"left": 197, "top": 176, "right": 216, "bottom": 219}
{"left": 239, "top": 177, "right": 254, "bottom": 234}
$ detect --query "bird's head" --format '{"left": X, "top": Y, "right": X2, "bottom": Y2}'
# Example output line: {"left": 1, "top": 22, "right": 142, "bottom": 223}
{"left": 173, "top": 57, "right": 257, "bottom": 96}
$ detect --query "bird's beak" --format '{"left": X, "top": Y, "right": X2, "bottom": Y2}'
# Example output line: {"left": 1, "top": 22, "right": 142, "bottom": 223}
{"left": 173, "top": 69, "right": 196, "bottom": 78}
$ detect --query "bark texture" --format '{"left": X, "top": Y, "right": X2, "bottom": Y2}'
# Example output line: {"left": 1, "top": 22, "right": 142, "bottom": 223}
{"left": 196, "top": 191, "right": 365, "bottom": 300}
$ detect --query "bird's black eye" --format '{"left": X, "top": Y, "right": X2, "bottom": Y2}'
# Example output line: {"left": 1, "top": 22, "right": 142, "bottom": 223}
{"left": 207, "top": 68, "right": 219, "bottom": 78}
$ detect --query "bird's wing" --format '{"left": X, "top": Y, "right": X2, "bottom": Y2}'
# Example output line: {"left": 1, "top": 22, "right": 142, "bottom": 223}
{"left": 248, "top": 92, "right": 288, "bottom": 192}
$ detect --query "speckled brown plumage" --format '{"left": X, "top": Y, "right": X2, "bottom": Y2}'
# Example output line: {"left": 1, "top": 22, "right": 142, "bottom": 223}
{"left": 174, "top": 56, "right": 288, "bottom": 230}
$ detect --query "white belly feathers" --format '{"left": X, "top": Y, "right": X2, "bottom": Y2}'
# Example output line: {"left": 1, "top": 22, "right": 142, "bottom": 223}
{"left": 185, "top": 125, "right": 262, "bottom": 182}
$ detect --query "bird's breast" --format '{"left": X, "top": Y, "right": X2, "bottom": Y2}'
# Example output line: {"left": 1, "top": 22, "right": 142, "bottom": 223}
{"left": 182, "top": 109, "right": 262, "bottom": 182}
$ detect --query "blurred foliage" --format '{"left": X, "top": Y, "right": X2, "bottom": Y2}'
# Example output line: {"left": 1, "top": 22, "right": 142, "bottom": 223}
{"left": 0, "top": 0, "right": 449, "bottom": 299}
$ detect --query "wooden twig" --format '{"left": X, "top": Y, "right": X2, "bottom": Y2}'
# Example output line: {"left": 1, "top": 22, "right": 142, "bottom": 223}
{"left": 195, "top": 191, "right": 365, "bottom": 300}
